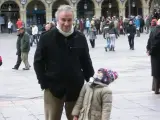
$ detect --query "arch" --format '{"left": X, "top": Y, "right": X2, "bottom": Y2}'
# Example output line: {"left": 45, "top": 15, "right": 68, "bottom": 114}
{"left": 101, "top": 0, "right": 119, "bottom": 18}
{"left": 100, "top": 0, "right": 120, "bottom": 8}
{"left": 26, "top": 0, "right": 46, "bottom": 27}
{"left": 52, "top": 0, "right": 70, "bottom": 18}
{"left": 125, "top": 0, "right": 143, "bottom": 17}
{"left": 51, "top": 0, "right": 72, "bottom": 7}
{"left": 0, "top": 0, "right": 21, "bottom": 9}
{"left": 76, "top": 0, "right": 96, "bottom": 8}
{"left": 24, "top": 0, "right": 47, "bottom": 10}
{"left": 0, "top": 0, "right": 20, "bottom": 32}
{"left": 124, "top": 0, "right": 144, "bottom": 6}
{"left": 76, "top": 0, "right": 95, "bottom": 19}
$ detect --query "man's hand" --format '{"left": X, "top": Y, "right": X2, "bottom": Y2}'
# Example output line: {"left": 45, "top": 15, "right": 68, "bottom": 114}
{"left": 146, "top": 51, "right": 150, "bottom": 56}
{"left": 73, "top": 116, "right": 78, "bottom": 120}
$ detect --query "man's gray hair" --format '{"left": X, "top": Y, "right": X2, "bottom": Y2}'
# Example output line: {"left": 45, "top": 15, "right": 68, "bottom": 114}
{"left": 55, "top": 5, "right": 74, "bottom": 20}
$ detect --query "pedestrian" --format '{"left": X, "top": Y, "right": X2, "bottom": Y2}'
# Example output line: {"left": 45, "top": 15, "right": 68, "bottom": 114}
{"left": 19, "top": 27, "right": 30, "bottom": 70}
{"left": 88, "top": 24, "right": 97, "bottom": 48}
{"left": 12, "top": 29, "right": 22, "bottom": 70}
{"left": 145, "top": 16, "right": 150, "bottom": 34}
{"left": 8, "top": 20, "right": 13, "bottom": 34}
{"left": 134, "top": 16, "right": 140, "bottom": 37}
{"left": 16, "top": 18, "right": 23, "bottom": 29}
{"left": 31, "top": 25, "right": 38, "bottom": 45}
{"left": 103, "top": 21, "right": 110, "bottom": 52}
{"left": 85, "top": 18, "right": 90, "bottom": 34}
{"left": 146, "top": 19, "right": 160, "bottom": 94}
{"left": 127, "top": 20, "right": 136, "bottom": 50}
{"left": 108, "top": 22, "right": 118, "bottom": 51}
{"left": 72, "top": 68, "right": 118, "bottom": 120}
{"left": 0, "top": 56, "right": 2, "bottom": 66}
{"left": 34, "top": 5, "right": 94, "bottom": 120}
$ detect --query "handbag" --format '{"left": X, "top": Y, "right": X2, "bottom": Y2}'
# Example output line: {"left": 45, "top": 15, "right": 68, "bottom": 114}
{"left": 0, "top": 56, "right": 2, "bottom": 66}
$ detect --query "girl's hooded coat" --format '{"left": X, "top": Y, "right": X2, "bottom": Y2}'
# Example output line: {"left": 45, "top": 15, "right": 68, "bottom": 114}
{"left": 72, "top": 81, "right": 112, "bottom": 120}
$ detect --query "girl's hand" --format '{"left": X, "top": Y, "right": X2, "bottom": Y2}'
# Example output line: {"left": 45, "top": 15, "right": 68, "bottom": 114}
{"left": 73, "top": 116, "right": 78, "bottom": 120}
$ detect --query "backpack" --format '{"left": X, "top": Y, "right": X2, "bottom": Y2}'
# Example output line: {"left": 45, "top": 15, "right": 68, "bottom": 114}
{"left": 0, "top": 56, "right": 2, "bottom": 66}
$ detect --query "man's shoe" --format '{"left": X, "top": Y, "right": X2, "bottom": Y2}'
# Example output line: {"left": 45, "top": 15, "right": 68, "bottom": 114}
{"left": 12, "top": 67, "right": 18, "bottom": 70}
{"left": 23, "top": 68, "right": 30, "bottom": 70}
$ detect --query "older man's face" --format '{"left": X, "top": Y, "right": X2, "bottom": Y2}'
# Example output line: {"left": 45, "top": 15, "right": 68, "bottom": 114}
{"left": 57, "top": 11, "right": 73, "bottom": 32}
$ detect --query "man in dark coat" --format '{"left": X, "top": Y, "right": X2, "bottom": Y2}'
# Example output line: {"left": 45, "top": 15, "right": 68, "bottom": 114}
{"left": 34, "top": 5, "right": 94, "bottom": 120}
{"left": 12, "top": 29, "right": 22, "bottom": 70}
{"left": 127, "top": 20, "right": 136, "bottom": 50}
{"left": 146, "top": 21, "right": 160, "bottom": 94}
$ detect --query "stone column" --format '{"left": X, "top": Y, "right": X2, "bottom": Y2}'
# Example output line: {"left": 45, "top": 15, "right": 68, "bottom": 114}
{"left": 143, "top": 6, "right": 149, "bottom": 18}
{"left": 46, "top": 7, "right": 52, "bottom": 22}
{"left": 119, "top": 7, "right": 125, "bottom": 17}
{"left": 94, "top": 7, "right": 101, "bottom": 18}
{"left": 73, "top": 7, "right": 77, "bottom": 18}
{"left": 20, "top": 8, "right": 27, "bottom": 26}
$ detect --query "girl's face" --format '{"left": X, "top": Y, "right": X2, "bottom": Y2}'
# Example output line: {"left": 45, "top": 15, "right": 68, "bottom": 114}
{"left": 97, "top": 71, "right": 103, "bottom": 79}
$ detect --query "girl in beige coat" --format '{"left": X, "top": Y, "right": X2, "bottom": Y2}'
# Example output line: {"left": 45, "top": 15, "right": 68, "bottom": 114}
{"left": 72, "top": 68, "right": 118, "bottom": 120}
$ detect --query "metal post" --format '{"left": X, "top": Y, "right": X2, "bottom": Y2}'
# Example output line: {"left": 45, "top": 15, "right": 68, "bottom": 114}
{"left": 128, "top": 0, "right": 131, "bottom": 17}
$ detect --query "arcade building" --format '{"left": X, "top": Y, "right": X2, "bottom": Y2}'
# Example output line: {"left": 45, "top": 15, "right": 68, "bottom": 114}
{"left": 0, "top": 0, "right": 159, "bottom": 32}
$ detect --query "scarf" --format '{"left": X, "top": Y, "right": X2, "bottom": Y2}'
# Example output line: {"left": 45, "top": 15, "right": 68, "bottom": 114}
{"left": 56, "top": 23, "right": 74, "bottom": 37}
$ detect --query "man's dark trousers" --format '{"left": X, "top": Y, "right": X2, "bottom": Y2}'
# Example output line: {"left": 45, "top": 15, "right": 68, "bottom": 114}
{"left": 14, "top": 55, "right": 22, "bottom": 69}
{"left": 128, "top": 35, "right": 134, "bottom": 49}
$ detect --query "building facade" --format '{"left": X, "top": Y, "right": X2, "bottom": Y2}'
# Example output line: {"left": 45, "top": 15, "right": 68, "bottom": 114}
{"left": 0, "top": 0, "right": 158, "bottom": 30}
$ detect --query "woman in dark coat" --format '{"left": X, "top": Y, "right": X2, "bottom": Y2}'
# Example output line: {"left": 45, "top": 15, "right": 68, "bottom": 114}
{"left": 146, "top": 20, "right": 160, "bottom": 94}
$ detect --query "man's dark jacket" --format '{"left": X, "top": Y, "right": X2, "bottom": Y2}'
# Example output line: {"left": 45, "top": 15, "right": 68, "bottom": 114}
{"left": 127, "top": 24, "right": 136, "bottom": 37}
{"left": 34, "top": 28, "right": 94, "bottom": 101}
{"left": 146, "top": 25, "right": 160, "bottom": 78}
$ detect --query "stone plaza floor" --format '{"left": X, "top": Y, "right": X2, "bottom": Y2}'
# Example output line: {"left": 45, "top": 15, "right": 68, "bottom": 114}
{"left": 0, "top": 33, "right": 160, "bottom": 120}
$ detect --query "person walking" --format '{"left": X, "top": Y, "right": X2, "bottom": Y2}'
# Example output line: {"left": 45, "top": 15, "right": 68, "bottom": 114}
{"left": 19, "top": 27, "right": 30, "bottom": 70}
{"left": 108, "top": 22, "right": 118, "bottom": 51}
{"left": 34, "top": 5, "right": 94, "bottom": 120}
{"left": 16, "top": 18, "right": 23, "bottom": 29}
{"left": 134, "top": 16, "right": 140, "bottom": 37}
{"left": 88, "top": 24, "right": 97, "bottom": 48}
{"left": 31, "top": 25, "right": 38, "bottom": 45}
{"left": 8, "top": 20, "right": 13, "bottom": 34}
{"left": 146, "top": 19, "right": 160, "bottom": 94}
{"left": 12, "top": 29, "right": 23, "bottom": 70}
{"left": 127, "top": 20, "right": 136, "bottom": 50}
{"left": 103, "top": 21, "right": 110, "bottom": 52}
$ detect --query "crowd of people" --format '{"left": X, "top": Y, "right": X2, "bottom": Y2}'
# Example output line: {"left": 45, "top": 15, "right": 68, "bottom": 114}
{"left": 1, "top": 4, "right": 160, "bottom": 120}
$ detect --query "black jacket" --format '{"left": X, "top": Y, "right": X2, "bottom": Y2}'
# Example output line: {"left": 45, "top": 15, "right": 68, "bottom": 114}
{"left": 146, "top": 25, "right": 160, "bottom": 77}
{"left": 127, "top": 25, "right": 136, "bottom": 37}
{"left": 34, "top": 28, "right": 94, "bottom": 101}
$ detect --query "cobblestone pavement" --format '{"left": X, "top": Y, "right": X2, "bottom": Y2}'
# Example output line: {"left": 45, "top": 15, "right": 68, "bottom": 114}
{"left": 0, "top": 33, "right": 160, "bottom": 120}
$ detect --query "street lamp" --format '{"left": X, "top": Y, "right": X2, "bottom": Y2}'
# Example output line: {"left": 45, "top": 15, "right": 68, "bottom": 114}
{"left": 84, "top": 3, "right": 87, "bottom": 9}
{"left": 132, "top": 1, "right": 135, "bottom": 7}
{"left": 8, "top": 5, "right": 11, "bottom": 11}
{"left": 109, "top": 3, "right": 112, "bottom": 8}
{"left": 34, "top": 4, "right": 38, "bottom": 11}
